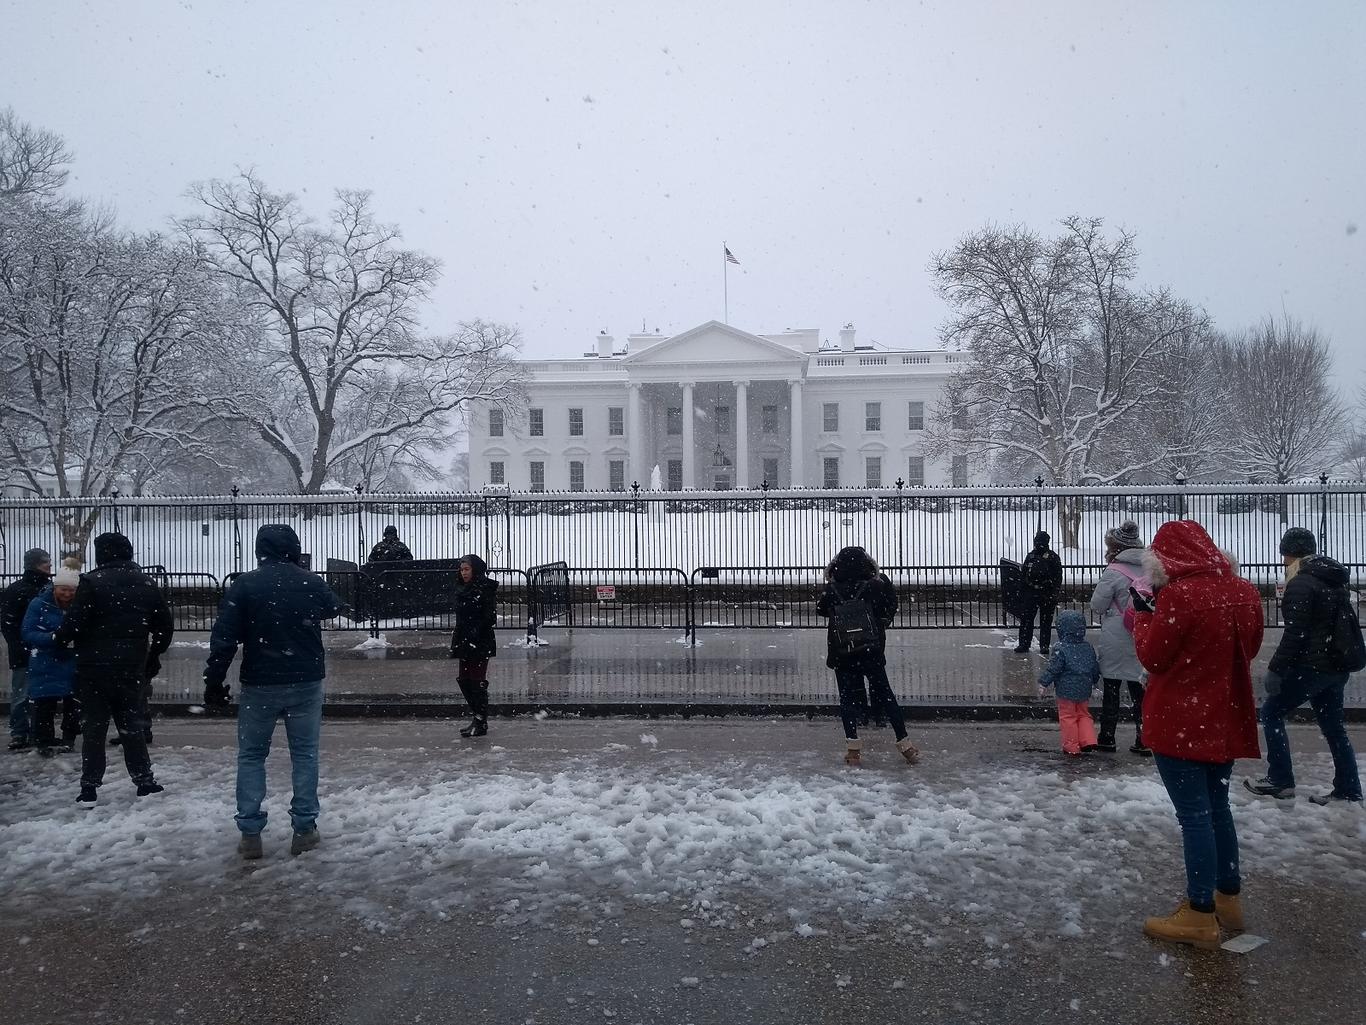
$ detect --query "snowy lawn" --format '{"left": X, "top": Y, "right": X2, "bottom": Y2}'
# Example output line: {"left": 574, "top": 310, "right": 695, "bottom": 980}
{"left": 3, "top": 732, "right": 1362, "bottom": 944}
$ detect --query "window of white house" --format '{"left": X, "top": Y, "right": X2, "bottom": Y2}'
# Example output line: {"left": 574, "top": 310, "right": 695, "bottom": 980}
{"left": 908, "top": 401, "right": 925, "bottom": 431}
{"left": 529, "top": 408, "right": 544, "bottom": 437}
{"left": 489, "top": 407, "right": 504, "bottom": 437}
{"left": 952, "top": 409, "right": 968, "bottom": 430}
{"left": 609, "top": 459, "right": 625, "bottom": 491}
{"left": 715, "top": 405, "right": 730, "bottom": 434}
{"left": 667, "top": 459, "right": 683, "bottom": 491}
{"left": 608, "top": 407, "right": 624, "bottom": 436}
{"left": 761, "top": 405, "right": 778, "bottom": 433}
{"left": 529, "top": 461, "right": 545, "bottom": 492}
{"left": 762, "top": 457, "right": 779, "bottom": 486}
{"left": 907, "top": 456, "right": 925, "bottom": 486}
{"left": 569, "top": 460, "right": 584, "bottom": 491}
{"left": 865, "top": 456, "right": 882, "bottom": 487}
{"left": 865, "top": 401, "right": 881, "bottom": 432}
{"left": 666, "top": 407, "right": 682, "bottom": 435}
{"left": 823, "top": 456, "right": 840, "bottom": 488}
{"left": 951, "top": 455, "right": 969, "bottom": 487}
{"left": 489, "top": 461, "right": 505, "bottom": 485}
{"left": 822, "top": 403, "right": 839, "bottom": 432}
{"left": 569, "top": 408, "right": 584, "bottom": 436}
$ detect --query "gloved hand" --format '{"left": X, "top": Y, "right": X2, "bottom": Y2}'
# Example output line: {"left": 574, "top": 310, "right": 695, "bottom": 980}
{"left": 1129, "top": 587, "right": 1155, "bottom": 615}
{"left": 203, "top": 679, "right": 232, "bottom": 711}
{"left": 1263, "top": 671, "right": 1282, "bottom": 697}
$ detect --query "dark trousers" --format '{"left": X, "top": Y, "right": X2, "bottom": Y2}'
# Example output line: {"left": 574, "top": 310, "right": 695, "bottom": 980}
{"left": 1154, "top": 755, "right": 1241, "bottom": 910}
{"left": 1261, "top": 668, "right": 1361, "bottom": 800}
{"left": 458, "top": 659, "right": 490, "bottom": 721}
{"left": 1017, "top": 601, "right": 1056, "bottom": 651}
{"left": 32, "top": 695, "right": 80, "bottom": 747}
{"left": 834, "top": 661, "right": 907, "bottom": 742}
{"left": 78, "top": 671, "right": 154, "bottom": 788}
{"left": 1098, "top": 678, "right": 1145, "bottom": 747}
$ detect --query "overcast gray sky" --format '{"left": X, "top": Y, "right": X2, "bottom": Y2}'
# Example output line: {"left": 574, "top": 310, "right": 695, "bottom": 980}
{"left": 4, "top": 0, "right": 1363, "bottom": 385}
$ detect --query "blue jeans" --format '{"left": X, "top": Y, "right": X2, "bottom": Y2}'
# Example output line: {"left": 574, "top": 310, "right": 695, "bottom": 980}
{"left": 236, "top": 681, "right": 324, "bottom": 836}
{"left": 9, "top": 667, "right": 31, "bottom": 739}
{"left": 1260, "top": 668, "right": 1361, "bottom": 800}
{"left": 1154, "top": 754, "right": 1241, "bottom": 909}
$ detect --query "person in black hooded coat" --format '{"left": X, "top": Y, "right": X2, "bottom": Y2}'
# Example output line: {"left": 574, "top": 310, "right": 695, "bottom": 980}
{"left": 54, "top": 532, "right": 172, "bottom": 805}
{"left": 1016, "top": 531, "right": 1063, "bottom": 654}
{"left": 815, "top": 546, "right": 920, "bottom": 767}
{"left": 450, "top": 553, "right": 498, "bottom": 737}
{"left": 2, "top": 546, "right": 51, "bottom": 749}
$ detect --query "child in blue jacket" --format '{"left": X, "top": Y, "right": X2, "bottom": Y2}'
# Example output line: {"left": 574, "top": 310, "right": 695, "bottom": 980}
{"left": 1038, "top": 609, "right": 1101, "bottom": 756}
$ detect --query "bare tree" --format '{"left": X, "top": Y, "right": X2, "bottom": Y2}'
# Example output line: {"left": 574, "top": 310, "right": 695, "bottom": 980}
{"left": 0, "top": 108, "right": 72, "bottom": 200}
{"left": 1217, "top": 318, "right": 1345, "bottom": 490}
{"left": 926, "top": 216, "right": 1206, "bottom": 545}
{"left": 181, "top": 174, "right": 524, "bottom": 494}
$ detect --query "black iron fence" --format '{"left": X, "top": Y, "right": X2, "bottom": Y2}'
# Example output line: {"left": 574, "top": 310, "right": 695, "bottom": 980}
{"left": 1, "top": 483, "right": 1361, "bottom": 637}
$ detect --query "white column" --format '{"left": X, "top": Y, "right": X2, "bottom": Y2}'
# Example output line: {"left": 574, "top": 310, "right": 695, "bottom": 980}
{"left": 681, "top": 381, "right": 696, "bottom": 489}
{"left": 734, "top": 380, "right": 749, "bottom": 489}
{"left": 627, "top": 383, "right": 644, "bottom": 486}
{"left": 788, "top": 380, "right": 804, "bottom": 487}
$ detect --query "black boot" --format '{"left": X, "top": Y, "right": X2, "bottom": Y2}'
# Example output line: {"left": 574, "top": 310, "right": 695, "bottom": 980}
{"left": 459, "top": 717, "right": 488, "bottom": 738}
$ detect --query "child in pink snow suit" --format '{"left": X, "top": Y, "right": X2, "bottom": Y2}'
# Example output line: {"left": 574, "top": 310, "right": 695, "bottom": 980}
{"left": 1038, "top": 609, "right": 1101, "bottom": 755}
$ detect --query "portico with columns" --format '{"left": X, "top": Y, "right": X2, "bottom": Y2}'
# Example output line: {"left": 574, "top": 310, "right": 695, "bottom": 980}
{"left": 469, "top": 320, "right": 969, "bottom": 492}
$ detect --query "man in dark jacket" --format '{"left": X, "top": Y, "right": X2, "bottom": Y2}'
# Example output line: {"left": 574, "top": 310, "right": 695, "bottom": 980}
{"left": 54, "top": 534, "right": 172, "bottom": 805}
{"left": 1245, "top": 527, "right": 1363, "bottom": 805}
{"left": 451, "top": 553, "right": 499, "bottom": 737}
{"left": 1016, "top": 531, "right": 1063, "bottom": 655}
{"left": 2, "top": 547, "right": 52, "bottom": 750}
{"left": 204, "top": 524, "right": 345, "bottom": 859}
{"left": 367, "top": 525, "right": 414, "bottom": 563}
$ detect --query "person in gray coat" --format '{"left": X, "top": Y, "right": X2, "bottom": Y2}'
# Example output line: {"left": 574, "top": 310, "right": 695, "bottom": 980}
{"left": 1088, "top": 521, "right": 1151, "bottom": 755}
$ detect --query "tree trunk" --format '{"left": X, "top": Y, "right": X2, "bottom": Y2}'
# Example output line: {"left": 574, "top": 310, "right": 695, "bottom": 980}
{"left": 55, "top": 508, "right": 102, "bottom": 564}
{"left": 1058, "top": 495, "right": 1083, "bottom": 550}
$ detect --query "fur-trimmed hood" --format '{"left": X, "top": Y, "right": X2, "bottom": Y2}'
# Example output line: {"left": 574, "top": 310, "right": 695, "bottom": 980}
{"left": 1142, "top": 521, "right": 1240, "bottom": 588}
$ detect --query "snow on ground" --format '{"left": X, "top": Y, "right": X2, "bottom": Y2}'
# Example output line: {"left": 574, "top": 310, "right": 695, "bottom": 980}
{"left": 2, "top": 745, "right": 1362, "bottom": 942}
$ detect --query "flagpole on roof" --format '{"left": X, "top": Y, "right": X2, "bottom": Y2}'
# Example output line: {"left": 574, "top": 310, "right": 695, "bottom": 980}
{"left": 723, "top": 240, "right": 728, "bottom": 324}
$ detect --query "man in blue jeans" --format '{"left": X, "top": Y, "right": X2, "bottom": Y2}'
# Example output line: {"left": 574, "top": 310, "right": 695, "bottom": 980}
{"left": 1245, "top": 527, "right": 1364, "bottom": 805}
{"left": 203, "top": 524, "right": 344, "bottom": 859}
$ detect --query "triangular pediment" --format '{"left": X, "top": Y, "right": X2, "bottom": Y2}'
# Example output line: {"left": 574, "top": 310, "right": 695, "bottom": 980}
{"left": 620, "top": 321, "right": 804, "bottom": 365}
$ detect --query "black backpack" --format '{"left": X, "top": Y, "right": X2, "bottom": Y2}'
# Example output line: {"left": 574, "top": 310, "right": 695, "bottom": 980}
{"left": 831, "top": 582, "right": 880, "bottom": 654}
{"left": 1329, "top": 589, "right": 1366, "bottom": 674}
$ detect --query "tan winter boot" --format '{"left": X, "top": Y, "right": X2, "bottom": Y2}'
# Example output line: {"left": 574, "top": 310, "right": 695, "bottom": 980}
{"left": 844, "top": 740, "right": 862, "bottom": 767}
{"left": 1214, "top": 891, "right": 1245, "bottom": 933}
{"left": 1143, "top": 900, "right": 1221, "bottom": 950}
{"left": 897, "top": 737, "right": 921, "bottom": 765}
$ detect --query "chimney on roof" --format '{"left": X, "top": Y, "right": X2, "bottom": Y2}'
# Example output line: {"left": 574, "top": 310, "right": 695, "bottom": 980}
{"left": 839, "top": 324, "right": 856, "bottom": 352}
{"left": 597, "top": 332, "right": 614, "bottom": 358}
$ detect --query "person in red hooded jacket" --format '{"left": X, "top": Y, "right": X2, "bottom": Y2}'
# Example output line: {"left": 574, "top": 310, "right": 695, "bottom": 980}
{"left": 1131, "top": 520, "right": 1264, "bottom": 950}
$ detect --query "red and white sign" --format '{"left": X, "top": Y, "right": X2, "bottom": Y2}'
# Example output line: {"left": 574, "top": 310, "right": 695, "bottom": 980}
{"left": 595, "top": 585, "right": 617, "bottom": 602}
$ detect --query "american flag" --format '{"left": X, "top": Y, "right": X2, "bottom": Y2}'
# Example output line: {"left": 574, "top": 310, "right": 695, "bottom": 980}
{"left": 724, "top": 246, "right": 740, "bottom": 266}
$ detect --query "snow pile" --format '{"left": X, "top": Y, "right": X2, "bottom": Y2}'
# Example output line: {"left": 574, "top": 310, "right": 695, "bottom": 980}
{"left": 1, "top": 747, "right": 1361, "bottom": 941}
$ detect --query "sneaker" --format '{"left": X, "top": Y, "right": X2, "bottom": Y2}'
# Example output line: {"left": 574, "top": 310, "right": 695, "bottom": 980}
{"left": 1243, "top": 777, "right": 1295, "bottom": 800}
{"left": 290, "top": 829, "right": 322, "bottom": 856}
{"left": 76, "top": 785, "right": 98, "bottom": 808}
{"left": 135, "top": 781, "right": 165, "bottom": 798}
{"left": 238, "top": 833, "right": 264, "bottom": 860}
{"left": 1013, "top": 646, "right": 1030, "bottom": 654}
{"left": 1130, "top": 742, "right": 1153, "bottom": 757}
{"left": 8, "top": 736, "right": 33, "bottom": 752}
{"left": 1308, "top": 793, "right": 1363, "bottom": 807}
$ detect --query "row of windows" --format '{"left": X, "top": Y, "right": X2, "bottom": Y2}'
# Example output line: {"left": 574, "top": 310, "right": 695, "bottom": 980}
{"left": 822, "top": 401, "right": 932, "bottom": 433}
{"left": 489, "top": 455, "right": 966, "bottom": 491}
{"left": 489, "top": 406, "right": 623, "bottom": 439}
{"left": 492, "top": 401, "right": 940, "bottom": 438}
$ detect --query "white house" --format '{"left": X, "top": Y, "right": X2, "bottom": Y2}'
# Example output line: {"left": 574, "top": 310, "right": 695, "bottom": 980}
{"left": 468, "top": 321, "right": 971, "bottom": 492}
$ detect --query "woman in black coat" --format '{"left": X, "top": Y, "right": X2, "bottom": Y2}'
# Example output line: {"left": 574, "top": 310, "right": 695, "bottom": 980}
{"left": 451, "top": 553, "right": 499, "bottom": 737}
{"left": 815, "top": 546, "right": 920, "bottom": 767}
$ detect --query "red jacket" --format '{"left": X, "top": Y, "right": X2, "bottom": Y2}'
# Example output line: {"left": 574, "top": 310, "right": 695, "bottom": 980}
{"left": 1132, "top": 520, "right": 1264, "bottom": 764}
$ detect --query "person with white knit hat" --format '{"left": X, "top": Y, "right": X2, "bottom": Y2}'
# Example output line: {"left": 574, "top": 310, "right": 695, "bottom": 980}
{"left": 1089, "top": 521, "right": 1152, "bottom": 755}
{"left": 20, "top": 564, "right": 82, "bottom": 755}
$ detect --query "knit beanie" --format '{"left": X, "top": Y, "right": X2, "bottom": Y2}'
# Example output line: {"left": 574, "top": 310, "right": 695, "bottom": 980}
{"left": 1104, "top": 521, "right": 1144, "bottom": 551}
{"left": 1279, "top": 527, "right": 1317, "bottom": 559}
{"left": 52, "top": 566, "right": 81, "bottom": 588}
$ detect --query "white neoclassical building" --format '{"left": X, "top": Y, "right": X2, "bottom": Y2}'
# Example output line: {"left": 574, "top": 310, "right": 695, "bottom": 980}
{"left": 468, "top": 321, "right": 971, "bottom": 492}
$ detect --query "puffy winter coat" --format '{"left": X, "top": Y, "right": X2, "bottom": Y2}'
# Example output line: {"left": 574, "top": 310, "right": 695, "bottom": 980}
{"left": 1, "top": 569, "right": 50, "bottom": 669}
{"left": 368, "top": 536, "right": 414, "bottom": 563}
{"left": 451, "top": 554, "right": 498, "bottom": 660}
{"left": 20, "top": 587, "right": 76, "bottom": 699}
{"left": 1268, "top": 556, "right": 1359, "bottom": 676}
{"left": 204, "top": 524, "right": 345, "bottom": 688}
{"left": 1088, "top": 548, "right": 1147, "bottom": 681}
{"left": 1022, "top": 543, "right": 1063, "bottom": 604}
{"left": 1133, "top": 521, "right": 1264, "bottom": 764}
{"left": 53, "top": 534, "right": 173, "bottom": 672}
{"left": 817, "top": 551, "right": 898, "bottom": 669}
{"left": 1038, "top": 610, "right": 1101, "bottom": 702}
